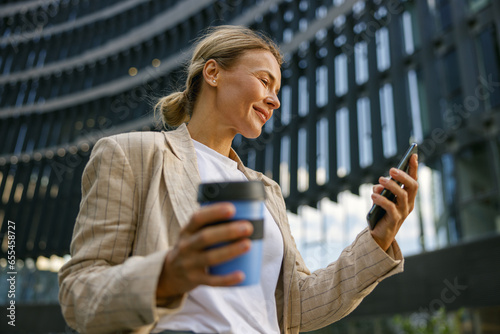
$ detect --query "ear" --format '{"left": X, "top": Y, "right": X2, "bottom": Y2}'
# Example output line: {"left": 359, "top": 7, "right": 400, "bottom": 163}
{"left": 203, "top": 59, "right": 220, "bottom": 87}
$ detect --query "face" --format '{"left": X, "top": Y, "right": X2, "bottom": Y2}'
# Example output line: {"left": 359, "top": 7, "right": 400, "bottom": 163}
{"left": 213, "top": 49, "right": 281, "bottom": 139}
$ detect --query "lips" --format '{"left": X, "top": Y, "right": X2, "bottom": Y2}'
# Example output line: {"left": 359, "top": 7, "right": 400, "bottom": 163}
{"left": 253, "top": 106, "right": 270, "bottom": 123}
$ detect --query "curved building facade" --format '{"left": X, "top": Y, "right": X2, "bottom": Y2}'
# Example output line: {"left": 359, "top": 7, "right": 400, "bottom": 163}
{"left": 0, "top": 0, "right": 499, "bottom": 333}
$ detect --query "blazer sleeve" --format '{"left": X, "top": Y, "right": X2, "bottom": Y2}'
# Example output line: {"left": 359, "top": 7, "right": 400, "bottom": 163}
{"left": 58, "top": 137, "right": 180, "bottom": 334}
{"left": 295, "top": 227, "right": 404, "bottom": 332}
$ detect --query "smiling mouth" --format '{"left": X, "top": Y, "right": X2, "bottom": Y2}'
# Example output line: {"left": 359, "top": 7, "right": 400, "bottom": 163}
{"left": 253, "top": 107, "right": 269, "bottom": 123}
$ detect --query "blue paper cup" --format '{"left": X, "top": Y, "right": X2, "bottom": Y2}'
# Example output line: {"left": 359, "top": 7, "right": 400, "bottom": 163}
{"left": 198, "top": 181, "right": 265, "bottom": 286}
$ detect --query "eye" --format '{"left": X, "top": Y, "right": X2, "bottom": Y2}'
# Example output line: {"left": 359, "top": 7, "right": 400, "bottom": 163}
{"left": 260, "top": 78, "right": 269, "bottom": 87}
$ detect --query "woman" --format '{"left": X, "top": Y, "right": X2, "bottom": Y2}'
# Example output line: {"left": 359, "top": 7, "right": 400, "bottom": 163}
{"left": 58, "top": 25, "right": 418, "bottom": 334}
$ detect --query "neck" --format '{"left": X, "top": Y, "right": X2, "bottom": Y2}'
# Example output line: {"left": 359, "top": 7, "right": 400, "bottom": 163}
{"left": 187, "top": 110, "right": 235, "bottom": 157}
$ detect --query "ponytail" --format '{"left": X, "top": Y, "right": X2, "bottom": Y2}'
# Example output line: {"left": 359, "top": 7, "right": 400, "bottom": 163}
{"left": 155, "top": 91, "right": 189, "bottom": 128}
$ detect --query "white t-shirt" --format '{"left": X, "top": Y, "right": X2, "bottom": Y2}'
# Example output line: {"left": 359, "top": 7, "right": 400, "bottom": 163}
{"left": 153, "top": 140, "right": 284, "bottom": 334}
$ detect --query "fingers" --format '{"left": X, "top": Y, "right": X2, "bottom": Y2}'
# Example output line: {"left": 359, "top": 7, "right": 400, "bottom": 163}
{"left": 200, "top": 238, "right": 252, "bottom": 267}
{"left": 376, "top": 177, "right": 406, "bottom": 215}
{"left": 379, "top": 174, "right": 408, "bottom": 204}
{"left": 408, "top": 154, "right": 419, "bottom": 181}
{"left": 183, "top": 202, "right": 235, "bottom": 235}
{"left": 161, "top": 238, "right": 248, "bottom": 294}
{"left": 178, "top": 235, "right": 252, "bottom": 275}
{"left": 180, "top": 233, "right": 252, "bottom": 287}
{"left": 183, "top": 220, "right": 253, "bottom": 252}
{"left": 372, "top": 156, "right": 419, "bottom": 218}
{"left": 162, "top": 202, "right": 255, "bottom": 293}
{"left": 369, "top": 154, "right": 419, "bottom": 251}
{"left": 371, "top": 191, "right": 401, "bottom": 223}
{"left": 202, "top": 271, "right": 246, "bottom": 287}
{"left": 196, "top": 239, "right": 252, "bottom": 286}
{"left": 390, "top": 158, "right": 419, "bottom": 205}
{"left": 373, "top": 184, "right": 384, "bottom": 194}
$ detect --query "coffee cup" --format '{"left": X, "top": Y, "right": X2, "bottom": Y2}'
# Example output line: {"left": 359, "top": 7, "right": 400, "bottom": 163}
{"left": 198, "top": 181, "right": 265, "bottom": 286}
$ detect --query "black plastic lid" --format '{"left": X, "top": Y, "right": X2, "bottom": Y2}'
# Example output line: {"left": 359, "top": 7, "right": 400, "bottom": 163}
{"left": 198, "top": 181, "right": 266, "bottom": 202}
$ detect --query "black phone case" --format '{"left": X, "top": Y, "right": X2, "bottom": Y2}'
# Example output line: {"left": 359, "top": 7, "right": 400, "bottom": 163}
{"left": 366, "top": 143, "right": 418, "bottom": 230}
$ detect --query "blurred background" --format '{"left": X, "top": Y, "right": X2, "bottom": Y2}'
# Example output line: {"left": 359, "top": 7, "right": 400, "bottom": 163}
{"left": 0, "top": 0, "right": 499, "bottom": 333}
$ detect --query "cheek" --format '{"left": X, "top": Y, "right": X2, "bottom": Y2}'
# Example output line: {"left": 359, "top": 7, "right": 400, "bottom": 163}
{"left": 224, "top": 83, "right": 259, "bottom": 106}
{"left": 237, "top": 81, "right": 262, "bottom": 102}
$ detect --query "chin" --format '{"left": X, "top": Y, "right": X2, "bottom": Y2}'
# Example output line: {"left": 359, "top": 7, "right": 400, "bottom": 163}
{"left": 241, "top": 127, "right": 263, "bottom": 139}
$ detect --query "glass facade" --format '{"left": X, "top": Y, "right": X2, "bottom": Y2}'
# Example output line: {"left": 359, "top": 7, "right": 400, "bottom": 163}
{"left": 1, "top": 0, "right": 500, "bottom": 332}
{"left": 268, "top": 0, "right": 500, "bottom": 267}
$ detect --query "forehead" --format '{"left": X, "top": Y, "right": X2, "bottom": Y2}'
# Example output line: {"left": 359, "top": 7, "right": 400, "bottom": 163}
{"left": 234, "top": 50, "right": 281, "bottom": 80}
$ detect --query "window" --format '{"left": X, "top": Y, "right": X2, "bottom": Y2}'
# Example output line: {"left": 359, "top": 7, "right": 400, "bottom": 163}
{"left": 298, "top": 76, "right": 309, "bottom": 116}
{"left": 26, "top": 51, "right": 36, "bottom": 69}
{"left": 433, "top": 0, "right": 453, "bottom": 31}
{"left": 264, "top": 114, "right": 274, "bottom": 132}
{"left": 402, "top": 11, "right": 416, "bottom": 55}
{"left": 316, "top": 66, "right": 328, "bottom": 107}
{"left": 443, "top": 50, "right": 461, "bottom": 96}
{"left": 14, "top": 124, "right": 28, "bottom": 154}
{"left": 316, "top": 118, "right": 329, "bottom": 185}
{"left": 379, "top": 84, "right": 397, "bottom": 157}
{"left": 430, "top": 167, "right": 445, "bottom": 247}
{"left": 280, "top": 136, "right": 291, "bottom": 197}
{"left": 246, "top": 149, "right": 256, "bottom": 170}
{"left": 467, "top": 0, "right": 489, "bottom": 12}
{"left": 301, "top": 206, "right": 322, "bottom": 244}
{"left": 298, "top": 128, "right": 308, "bottom": 192}
{"left": 376, "top": 27, "right": 391, "bottom": 71}
{"left": 281, "top": 85, "right": 291, "bottom": 125}
{"left": 283, "top": 28, "right": 293, "bottom": 43}
{"left": 335, "top": 54, "right": 348, "bottom": 96}
{"left": 0, "top": 85, "right": 4, "bottom": 106}
{"left": 357, "top": 97, "right": 372, "bottom": 167}
{"left": 477, "top": 25, "right": 500, "bottom": 109}
{"left": 355, "top": 41, "right": 368, "bottom": 84}
{"left": 336, "top": 107, "right": 350, "bottom": 177}
{"left": 457, "top": 144, "right": 500, "bottom": 241}
{"left": 2, "top": 54, "right": 13, "bottom": 75}
{"left": 407, "top": 70, "right": 425, "bottom": 142}
{"left": 37, "top": 119, "right": 51, "bottom": 148}
{"left": 265, "top": 143, "right": 273, "bottom": 179}
{"left": 442, "top": 154, "right": 459, "bottom": 243}
{"left": 27, "top": 80, "right": 39, "bottom": 105}
{"left": 16, "top": 82, "right": 27, "bottom": 107}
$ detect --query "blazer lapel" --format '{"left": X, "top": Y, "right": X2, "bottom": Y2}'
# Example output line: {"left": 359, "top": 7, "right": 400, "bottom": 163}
{"left": 162, "top": 124, "right": 201, "bottom": 228}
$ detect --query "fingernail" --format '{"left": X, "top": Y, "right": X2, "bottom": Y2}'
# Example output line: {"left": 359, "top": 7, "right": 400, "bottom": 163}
{"left": 240, "top": 223, "right": 251, "bottom": 233}
{"left": 236, "top": 271, "right": 246, "bottom": 281}
{"left": 223, "top": 203, "right": 235, "bottom": 215}
{"left": 240, "top": 239, "right": 251, "bottom": 250}
{"left": 391, "top": 168, "right": 399, "bottom": 175}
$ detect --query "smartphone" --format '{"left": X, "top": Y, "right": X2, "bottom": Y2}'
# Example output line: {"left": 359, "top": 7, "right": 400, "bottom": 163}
{"left": 366, "top": 143, "right": 418, "bottom": 230}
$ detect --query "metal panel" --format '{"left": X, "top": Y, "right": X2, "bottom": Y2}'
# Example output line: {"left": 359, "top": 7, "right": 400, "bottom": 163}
{"left": 365, "top": 1, "right": 384, "bottom": 176}
{"left": 325, "top": 28, "right": 340, "bottom": 201}
{"left": 388, "top": 3, "right": 412, "bottom": 155}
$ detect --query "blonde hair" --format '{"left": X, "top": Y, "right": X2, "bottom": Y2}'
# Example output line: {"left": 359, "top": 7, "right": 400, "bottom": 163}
{"left": 155, "top": 25, "right": 283, "bottom": 128}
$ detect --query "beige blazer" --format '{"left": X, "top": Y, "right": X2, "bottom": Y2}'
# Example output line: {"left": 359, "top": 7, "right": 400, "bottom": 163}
{"left": 58, "top": 124, "right": 404, "bottom": 334}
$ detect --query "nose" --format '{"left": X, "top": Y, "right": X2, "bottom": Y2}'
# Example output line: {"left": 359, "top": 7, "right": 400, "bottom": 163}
{"left": 265, "top": 92, "right": 280, "bottom": 110}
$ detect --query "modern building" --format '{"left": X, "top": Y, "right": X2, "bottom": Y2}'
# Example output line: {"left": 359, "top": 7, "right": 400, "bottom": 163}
{"left": 0, "top": 0, "right": 499, "bottom": 333}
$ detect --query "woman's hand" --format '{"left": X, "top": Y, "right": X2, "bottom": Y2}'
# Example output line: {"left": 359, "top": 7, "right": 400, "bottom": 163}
{"left": 370, "top": 154, "right": 419, "bottom": 251}
{"left": 156, "top": 203, "right": 253, "bottom": 302}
